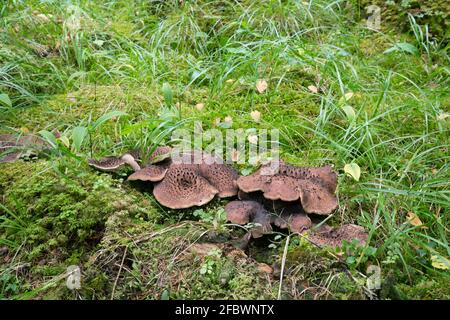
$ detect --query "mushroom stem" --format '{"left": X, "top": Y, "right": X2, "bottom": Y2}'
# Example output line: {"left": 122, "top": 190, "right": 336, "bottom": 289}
{"left": 121, "top": 154, "right": 141, "bottom": 171}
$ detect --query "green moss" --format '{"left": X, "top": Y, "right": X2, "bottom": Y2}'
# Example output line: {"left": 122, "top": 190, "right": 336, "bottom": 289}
{"left": 0, "top": 158, "right": 162, "bottom": 263}
{"left": 396, "top": 275, "right": 450, "bottom": 300}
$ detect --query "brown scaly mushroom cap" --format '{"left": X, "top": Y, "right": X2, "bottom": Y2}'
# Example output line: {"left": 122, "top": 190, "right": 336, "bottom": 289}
{"left": 224, "top": 200, "right": 272, "bottom": 238}
{"left": 152, "top": 163, "right": 219, "bottom": 209}
{"left": 88, "top": 145, "right": 173, "bottom": 173}
{"left": 307, "top": 224, "right": 368, "bottom": 247}
{"left": 238, "top": 190, "right": 313, "bottom": 234}
{"left": 148, "top": 146, "right": 172, "bottom": 163}
{"left": 127, "top": 161, "right": 171, "bottom": 182}
{"left": 88, "top": 152, "right": 141, "bottom": 172}
{"left": 237, "top": 161, "right": 338, "bottom": 215}
{"left": 199, "top": 162, "right": 239, "bottom": 198}
{"left": 0, "top": 134, "right": 48, "bottom": 163}
{"left": 127, "top": 147, "right": 173, "bottom": 182}
{"left": 129, "top": 149, "right": 239, "bottom": 199}
{"left": 272, "top": 212, "right": 312, "bottom": 234}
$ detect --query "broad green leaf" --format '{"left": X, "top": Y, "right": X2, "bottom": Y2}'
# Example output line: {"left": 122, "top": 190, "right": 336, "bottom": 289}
{"left": 218, "top": 122, "right": 232, "bottom": 129}
{"left": 384, "top": 42, "right": 418, "bottom": 55}
{"left": 160, "top": 289, "right": 170, "bottom": 300}
{"left": 39, "top": 130, "right": 57, "bottom": 148}
{"left": 91, "top": 111, "right": 127, "bottom": 130}
{"left": 72, "top": 126, "right": 88, "bottom": 151}
{"left": 0, "top": 93, "right": 12, "bottom": 108}
{"left": 344, "top": 163, "right": 361, "bottom": 181}
{"left": 341, "top": 105, "right": 356, "bottom": 122}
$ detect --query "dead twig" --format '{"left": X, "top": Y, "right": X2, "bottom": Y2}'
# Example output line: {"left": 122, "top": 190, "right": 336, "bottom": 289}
{"left": 111, "top": 246, "right": 128, "bottom": 300}
{"left": 278, "top": 235, "right": 290, "bottom": 300}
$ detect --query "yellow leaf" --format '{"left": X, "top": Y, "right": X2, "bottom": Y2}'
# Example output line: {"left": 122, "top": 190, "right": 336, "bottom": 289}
{"left": 60, "top": 136, "right": 70, "bottom": 148}
{"left": 431, "top": 255, "right": 450, "bottom": 270}
{"left": 213, "top": 118, "right": 221, "bottom": 127}
{"left": 344, "top": 92, "right": 354, "bottom": 100}
{"left": 250, "top": 110, "right": 261, "bottom": 122}
{"left": 255, "top": 79, "right": 268, "bottom": 93}
{"left": 406, "top": 212, "right": 423, "bottom": 227}
{"left": 344, "top": 163, "right": 361, "bottom": 181}
{"left": 307, "top": 85, "right": 318, "bottom": 93}
{"left": 338, "top": 91, "right": 354, "bottom": 105}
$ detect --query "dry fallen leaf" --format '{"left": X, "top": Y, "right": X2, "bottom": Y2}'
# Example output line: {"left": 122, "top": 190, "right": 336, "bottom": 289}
{"left": 224, "top": 116, "right": 233, "bottom": 124}
{"left": 213, "top": 118, "right": 221, "bottom": 127}
{"left": 256, "top": 79, "right": 268, "bottom": 93}
{"left": 187, "top": 243, "right": 221, "bottom": 257}
{"left": 67, "top": 94, "right": 77, "bottom": 103}
{"left": 231, "top": 149, "right": 240, "bottom": 162}
{"left": 307, "top": 85, "right": 318, "bottom": 93}
{"left": 195, "top": 103, "right": 204, "bottom": 111}
{"left": 250, "top": 110, "right": 261, "bottom": 122}
{"left": 406, "top": 212, "right": 423, "bottom": 227}
{"left": 257, "top": 263, "right": 273, "bottom": 274}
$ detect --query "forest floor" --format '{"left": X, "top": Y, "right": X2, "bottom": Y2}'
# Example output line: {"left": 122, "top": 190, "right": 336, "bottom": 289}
{"left": 0, "top": 1, "right": 449, "bottom": 299}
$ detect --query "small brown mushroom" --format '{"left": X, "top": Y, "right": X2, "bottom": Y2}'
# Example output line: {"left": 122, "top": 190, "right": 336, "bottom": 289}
{"left": 148, "top": 146, "right": 172, "bottom": 163}
{"left": 127, "top": 164, "right": 169, "bottom": 182}
{"left": 237, "top": 162, "right": 338, "bottom": 215}
{"left": 224, "top": 200, "right": 272, "bottom": 238}
{"left": 308, "top": 224, "right": 368, "bottom": 247}
{"left": 272, "top": 212, "right": 312, "bottom": 234}
{"left": 88, "top": 152, "right": 141, "bottom": 172}
{"left": 89, "top": 146, "right": 172, "bottom": 172}
{"left": 0, "top": 134, "right": 47, "bottom": 163}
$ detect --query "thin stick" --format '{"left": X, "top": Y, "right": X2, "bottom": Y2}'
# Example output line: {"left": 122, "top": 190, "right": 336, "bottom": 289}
{"left": 111, "top": 246, "right": 128, "bottom": 300}
{"left": 277, "top": 235, "right": 290, "bottom": 300}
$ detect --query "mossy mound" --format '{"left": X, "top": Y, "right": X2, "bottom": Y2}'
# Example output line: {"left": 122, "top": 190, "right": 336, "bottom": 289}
{"left": 0, "top": 158, "right": 161, "bottom": 262}
{"left": 80, "top": 216, "right": 276, "bottom": 300}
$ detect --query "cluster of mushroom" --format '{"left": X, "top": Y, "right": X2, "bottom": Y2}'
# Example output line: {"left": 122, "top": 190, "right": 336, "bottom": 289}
{"left": 89, "top": 147, "right": 239, "bottom": 209}
{"left": 0, "top": 133, "right": 48, "bottom": 163}
{"left": 88, "top": 148, "right": 367, "bottom": 247}
{"left": 225, "top": 161, "right": 367, "bottom": 247}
